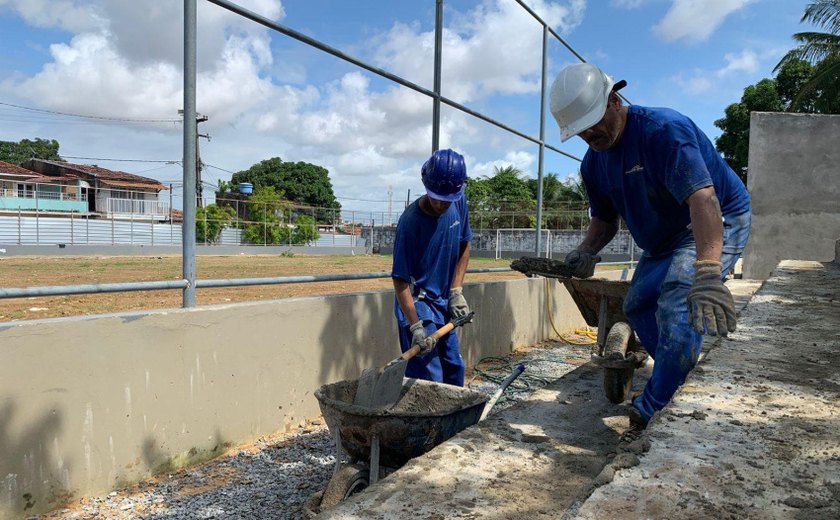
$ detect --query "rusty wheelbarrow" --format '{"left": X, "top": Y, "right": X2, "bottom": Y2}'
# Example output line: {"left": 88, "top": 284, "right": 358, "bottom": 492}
{"left": 511, "top": 257, "right": 648, "bottom": 404}
{"left": 306, "top": 367, "right": 524, "bottom": 516}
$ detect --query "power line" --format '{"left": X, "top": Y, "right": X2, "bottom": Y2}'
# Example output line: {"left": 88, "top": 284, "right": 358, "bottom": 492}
{"left": 61, "top": 155, "right": 181, "bottom": 164}
{"left": 0, "top": 101, "right": 182, "bottom": 123}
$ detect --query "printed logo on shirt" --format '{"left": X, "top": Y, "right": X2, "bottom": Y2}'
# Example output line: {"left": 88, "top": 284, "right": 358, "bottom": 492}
{"left": 625, "top": 164, "right": 644, "bottom": 174}
{"left": 450, "top": 220, "right": 461, "bottom": 228}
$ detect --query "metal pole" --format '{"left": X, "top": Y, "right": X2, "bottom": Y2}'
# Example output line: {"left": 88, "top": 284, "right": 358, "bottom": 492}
{"left": 35, "top": 189, "right": 39, "bottom": 245}
{"left": 535, "top": 25, "right": 548, "bottom": 257}
{"left": 182, "top": 0, "right": 198, "bottom": 307}
{"left": 17, "top": 208, "right": 21, "bottom": 245}
{"left": 70, "top": 211, "right": 74, "bottom": 245}
{"left": 352, "top": 210, "right": 355, "bottom": 247}
{"left": 151, "top": 215, "right": 154, "bottom": 246}
{"left": 431, "top": 0, "right": 443, "bottom": 153}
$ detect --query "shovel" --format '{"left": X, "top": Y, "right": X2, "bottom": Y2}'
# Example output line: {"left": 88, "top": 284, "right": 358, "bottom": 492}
{"left": 354, "top": 311, "right": 475, "bottom": 410}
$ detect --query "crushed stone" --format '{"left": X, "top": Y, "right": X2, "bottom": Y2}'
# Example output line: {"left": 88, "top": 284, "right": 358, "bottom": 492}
{"left": 37, "top": 337, "right": 593, "bottom": 520}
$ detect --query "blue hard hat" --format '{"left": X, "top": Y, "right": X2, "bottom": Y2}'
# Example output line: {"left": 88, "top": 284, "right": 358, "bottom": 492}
{"left": 421, "top": 149, "right": 467, "bottom": 202}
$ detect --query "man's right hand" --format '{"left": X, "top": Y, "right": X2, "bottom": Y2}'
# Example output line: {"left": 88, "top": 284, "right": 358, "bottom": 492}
{"left": 564, "top": 249, "right": 601, "bottom": 279}
{"left": 410, "top": 321, "right": 435, "bottom": 356}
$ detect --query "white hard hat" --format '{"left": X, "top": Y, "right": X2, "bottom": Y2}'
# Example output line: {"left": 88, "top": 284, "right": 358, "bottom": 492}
{"left": 549, "top": 63, "right": 626, "bottom": 142}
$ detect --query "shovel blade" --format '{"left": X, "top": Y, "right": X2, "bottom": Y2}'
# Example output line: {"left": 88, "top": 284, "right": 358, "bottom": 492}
{"left": 369, "top": 359, "right": 408, "bottom": 409}
{"left": 353, "top": 367, "right": 380, "bottom": 407}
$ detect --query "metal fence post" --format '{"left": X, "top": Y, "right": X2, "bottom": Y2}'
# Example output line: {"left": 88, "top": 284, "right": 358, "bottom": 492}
{"left": 17, "top": 208, "right": 21, "bottom": 245}
{"left": 35, "top": 193, "right": 40, "bottom": 245}
{"left": 130, "top": 213, "right": 134, "bottom": 245}
{"left": 151, "top": 215, "right": 155, "bottom": 246}
{"left": 111, "top": 217, "right": 115, "bottom": 245}
{"left": 70, "top": 211, "right": 74, "bottom": 245}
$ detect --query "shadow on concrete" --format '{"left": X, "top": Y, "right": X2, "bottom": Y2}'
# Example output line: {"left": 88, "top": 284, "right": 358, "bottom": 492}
{"left": 314, "top": 277, "right": 520, "bottom": 390}
{"left": 141, "top": 427, "right": 230, "bottom": 477}
{"left": 0, "top": 399, "right": 68, "bottom": 517}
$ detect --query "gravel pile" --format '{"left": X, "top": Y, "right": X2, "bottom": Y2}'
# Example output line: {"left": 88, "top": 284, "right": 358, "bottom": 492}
{"left": 39, "top": 337, "right": 593, "bottom": 520}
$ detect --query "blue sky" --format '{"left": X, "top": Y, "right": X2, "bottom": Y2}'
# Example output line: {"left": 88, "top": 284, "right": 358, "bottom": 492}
{"left": 0, "top": 0, "right": 811, "bottom": 216}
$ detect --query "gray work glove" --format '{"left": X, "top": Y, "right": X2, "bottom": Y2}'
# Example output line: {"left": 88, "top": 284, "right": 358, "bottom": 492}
{"left": 410, "top": 321, "right": 435, "bottom": 356}
{"left": 686, "top": 260, "right": 737, "bottom": 336}
{"left": 448, "top": 287, "right": 470, "bottom": 319}
{"left": 564, "top": 249, "right": 601, "bottom": 279}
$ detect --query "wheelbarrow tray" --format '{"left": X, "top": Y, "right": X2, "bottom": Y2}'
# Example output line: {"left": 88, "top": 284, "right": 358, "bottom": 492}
{"left": 315, "top": 378, "right": 488, "bottom": 468}
{"left": 510, "top": 256, "right": 631, "bottom": 330}
{"left": 563, "top": 278, "right": 631, "bottom": 331}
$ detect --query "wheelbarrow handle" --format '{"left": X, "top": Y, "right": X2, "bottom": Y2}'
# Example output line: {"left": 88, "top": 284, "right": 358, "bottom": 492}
{"left": 400, "top": 312, "right": 475, "bottom": 362}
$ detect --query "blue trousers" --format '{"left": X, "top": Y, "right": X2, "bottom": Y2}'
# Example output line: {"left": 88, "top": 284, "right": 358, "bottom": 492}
{"left": 398, "top": 321, "right": 465, "bottom": 386}
{"left": 626, "top": 211, "right": 751, "bottom": 423}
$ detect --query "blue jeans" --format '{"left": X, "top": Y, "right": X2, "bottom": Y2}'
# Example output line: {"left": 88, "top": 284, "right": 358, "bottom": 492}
{"left": 398, "top": 321, "right": 465, "bottom": 386}
{"left": 625, "top": 211, "right": 751, "bottom": 423}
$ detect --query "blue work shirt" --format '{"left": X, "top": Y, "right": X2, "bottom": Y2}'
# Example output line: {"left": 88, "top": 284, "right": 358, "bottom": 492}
{"left": 391, "top": 195, "right": 472, "bottom": 326}
{"left": 581, "top": 105, "right": 751, "bottom": 256}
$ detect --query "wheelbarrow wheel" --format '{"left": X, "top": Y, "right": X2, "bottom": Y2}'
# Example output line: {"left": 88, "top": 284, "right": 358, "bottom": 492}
{"left": 602, "top": 322, "right": 634, "bottom": 404}
{"left": 319, "top": 462, "right": 370, "bottom": 511}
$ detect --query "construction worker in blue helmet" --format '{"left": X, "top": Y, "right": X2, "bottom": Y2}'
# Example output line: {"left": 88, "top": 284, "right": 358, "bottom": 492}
{"left": 549, "top": 63, "right": 751, "bottom": 435}
{"left": 390, "top": 148, "right": 472, "bottom": 386}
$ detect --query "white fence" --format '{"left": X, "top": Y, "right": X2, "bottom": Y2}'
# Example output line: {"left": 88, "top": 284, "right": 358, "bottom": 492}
{"left": 0, "top": 214, "right": 182, "bottom": 246}
{"left": 106, "top": 198, "right": 169, "bottom": 218}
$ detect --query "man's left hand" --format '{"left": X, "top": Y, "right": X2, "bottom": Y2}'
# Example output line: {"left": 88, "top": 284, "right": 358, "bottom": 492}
{"left": 687, "top": 260, "right": 737, "bottom": 336}
{"left": 448, "top": 287, "right": 470, "bottom": 319}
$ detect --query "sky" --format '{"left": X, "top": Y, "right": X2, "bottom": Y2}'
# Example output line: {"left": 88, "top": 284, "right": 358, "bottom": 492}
{"left": 0, "top": 0, "right": 811, "bottom": 219}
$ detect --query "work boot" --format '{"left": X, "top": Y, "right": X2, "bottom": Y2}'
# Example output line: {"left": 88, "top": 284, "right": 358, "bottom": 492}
{"left": 620, "top": 406, "right": 647, "bottom": 443}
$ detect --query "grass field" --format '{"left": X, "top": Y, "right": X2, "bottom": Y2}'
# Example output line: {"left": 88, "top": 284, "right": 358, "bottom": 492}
{"left": 0, "top": 254, "right": 524, "bottom": 322}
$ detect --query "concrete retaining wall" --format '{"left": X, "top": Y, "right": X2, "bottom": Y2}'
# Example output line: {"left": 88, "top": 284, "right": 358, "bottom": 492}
{"left": 743, "top": 112, "right": 840, "bottom": 279}
{"left": 0, "top": 276, "right": 597, "bottom": 518}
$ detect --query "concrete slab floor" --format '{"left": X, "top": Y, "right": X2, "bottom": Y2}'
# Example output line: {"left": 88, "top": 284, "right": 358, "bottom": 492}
{"left": 319, "top": 279, "right": 763, "bottom": 519}
{"left": 573, "top": 261, "right": 840, "bottom": 519}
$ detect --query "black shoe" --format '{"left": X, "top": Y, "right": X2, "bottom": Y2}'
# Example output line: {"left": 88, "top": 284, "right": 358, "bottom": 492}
{"left": 620, "top": 407, "right": 647, "bottom": 443}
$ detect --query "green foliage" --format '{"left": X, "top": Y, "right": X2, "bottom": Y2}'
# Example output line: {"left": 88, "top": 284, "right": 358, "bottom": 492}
{"left": 775, "top": 1, "right": 840, "bottom": 112}
{"left": 231, "top": 157, "right": 341, "bottom": 219}
{"left": 0, "top": 138, "right": 62, "bottom": 164}
{"left": 292, "top": 214, "right": 320, "bottom": 244}
{"left": 242, "top": 186, "right": 290, "bottom": 245}
{"left": 196, "top": 204, "right": 237, "bottom": 244}
{"left": 216, "top": 180, "right": 234, "bottom": 194}
{"left": 466, "top": 166, "right": 535, "bottom": 229}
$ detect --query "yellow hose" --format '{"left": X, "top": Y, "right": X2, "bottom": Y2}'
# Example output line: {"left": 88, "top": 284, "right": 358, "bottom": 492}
{"left": 544, "top": 277, "right": 597, "bottom": 345}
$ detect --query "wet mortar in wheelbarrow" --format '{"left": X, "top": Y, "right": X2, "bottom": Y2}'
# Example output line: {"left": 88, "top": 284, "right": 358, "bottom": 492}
{"left": 306, "top": 370, "right": 522, "bottom": 516}
{"left": 510, "top": 257, "right": 649, "bottom": 404}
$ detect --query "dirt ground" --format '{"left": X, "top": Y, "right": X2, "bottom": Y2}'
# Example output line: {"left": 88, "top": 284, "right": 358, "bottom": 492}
{"left": 0, "top": 254, "right": 526, "bottom": 322}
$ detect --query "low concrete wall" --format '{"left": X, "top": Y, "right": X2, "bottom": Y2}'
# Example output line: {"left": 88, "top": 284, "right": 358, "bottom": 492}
{"left": 743, "top": 112, "right": 840, "bottom": 279}
{"left": 0, "top": 275, "right": 598, "bottom": 518}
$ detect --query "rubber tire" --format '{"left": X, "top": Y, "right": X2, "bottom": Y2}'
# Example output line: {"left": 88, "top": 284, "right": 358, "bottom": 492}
{"left": 319, "top": 463, "right": 370, "bottom": 511}
{"left": 602, "top": 322, "right": 634, "bottom": 404}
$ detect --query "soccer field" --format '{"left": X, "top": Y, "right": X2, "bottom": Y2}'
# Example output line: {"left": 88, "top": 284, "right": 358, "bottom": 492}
{"left": 0, "top": 254, "right": 521, "bottom": 322}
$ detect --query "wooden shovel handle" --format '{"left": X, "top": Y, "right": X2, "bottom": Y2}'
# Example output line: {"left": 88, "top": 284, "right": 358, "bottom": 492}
{"left": 400, "top": 321, "right": 457, "bottom": 361}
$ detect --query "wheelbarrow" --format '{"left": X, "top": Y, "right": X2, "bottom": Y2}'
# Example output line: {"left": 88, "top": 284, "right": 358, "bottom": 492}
{"left": 306, "top": 367, "right": 524, "bottom": 516}
{"left": 510, "top": 257, "right": 648, "bottom": 404}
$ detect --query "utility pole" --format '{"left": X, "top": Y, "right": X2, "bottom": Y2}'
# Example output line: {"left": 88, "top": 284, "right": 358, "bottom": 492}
{"left": 387, "top": 184, "right": 393, "bottom": 225}
{"left": 179, "top": 110, "right": 209, "bottom": 208}
{"left": 196, "top": 114, "right": 209, "bottom": 208}
{"left": 405, "top": 188, "right": 410, "bottom": 209}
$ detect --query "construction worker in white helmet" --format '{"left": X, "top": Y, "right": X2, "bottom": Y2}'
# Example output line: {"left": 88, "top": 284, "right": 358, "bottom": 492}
{"left": 549, "top": 63, "right": 752, "bottom": 435}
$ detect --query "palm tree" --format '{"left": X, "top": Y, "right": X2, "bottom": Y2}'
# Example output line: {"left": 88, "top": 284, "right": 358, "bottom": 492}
{"left": 775, "top": 1, "right": 840, "bottom": 112}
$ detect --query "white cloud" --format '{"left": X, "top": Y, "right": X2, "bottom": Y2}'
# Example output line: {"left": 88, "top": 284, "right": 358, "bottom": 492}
{"left": 1, "top": 0, "right": 579, "bottom": 212}
{"left": 610, "top": 0, "right": 648, "bottom": 8}
{"left": 716, "top": 49, "right": 758, "bottom": 77}
{"left": 653, "top": 0, "right": 754, "bottom": 43}
{"left": 372, "top": 0, "right": 587, "bottom": 103}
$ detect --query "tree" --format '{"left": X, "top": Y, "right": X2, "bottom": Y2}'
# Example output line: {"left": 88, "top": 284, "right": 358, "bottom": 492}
{"left": 292, "top": 214, "right": 319, "bottom": 244}
{"left": 525, "top": 172, "right": 589, "bottom": 229}
{"left": 775, "top": 0, "right": 840, "bottom": 112}
{"left": 465, "top": 165, "right": 535, "bottom": 229}
{"left": 231, "top": 158, "right": 341, "bottom": 219}
{"left": 196, "top": 204, "right": 236, "bottom": 244}
{"left": 714, "top": 79, "right": 785, "bottom": 184}
{"left": 242, "top": 186, "right": 290, "bottom": 245}
{"left": 0, "top": 138, "right": 62, "bottom": 164}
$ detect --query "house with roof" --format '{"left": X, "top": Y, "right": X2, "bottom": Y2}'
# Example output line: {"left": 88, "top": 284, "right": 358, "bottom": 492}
{"left": 20, "top": 159, "right": 169, "bottom": 220}
{"left": 0, "top": 160, "right": 88, "bottom": 214}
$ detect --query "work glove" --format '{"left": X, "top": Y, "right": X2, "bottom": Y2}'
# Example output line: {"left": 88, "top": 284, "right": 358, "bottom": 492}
{"left": 564, "top": 249, "right": 601, "bottom": 279}
{"left": 448, "top": 287, "right": 470, "bottom": 319}
{"left": 686, "top": 260, "right": 737, "bottom": 336}
{"left": 410, "top": 321, "right": 435, "bottom": 356}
